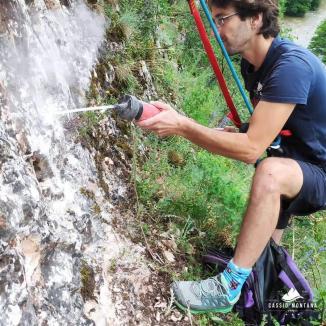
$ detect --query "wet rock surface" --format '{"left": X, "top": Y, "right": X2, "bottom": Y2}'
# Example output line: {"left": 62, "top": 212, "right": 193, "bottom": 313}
{"left": 0, "top": 1, "right": 193, "bottom": 325}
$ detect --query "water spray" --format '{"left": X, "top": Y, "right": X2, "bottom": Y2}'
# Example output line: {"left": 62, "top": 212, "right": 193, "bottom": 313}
{"left": 57, "top": 95, "right": 161, "bottom": 122}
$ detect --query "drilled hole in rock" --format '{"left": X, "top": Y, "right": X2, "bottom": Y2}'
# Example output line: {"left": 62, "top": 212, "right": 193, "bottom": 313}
{"left": 60, "top": 0, "right": 72, "bottom": 7}
{"left": 32, "top": 152, "right": 54, "bottom": 182}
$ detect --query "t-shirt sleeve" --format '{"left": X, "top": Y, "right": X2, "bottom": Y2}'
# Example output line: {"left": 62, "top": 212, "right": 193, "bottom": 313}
{"left": 261, "top": 53, "right": 313, "bottom": 105}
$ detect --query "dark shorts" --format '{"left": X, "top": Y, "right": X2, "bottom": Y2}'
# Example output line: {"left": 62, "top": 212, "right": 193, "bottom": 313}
{"left": 277, "top": 160, "right": 326, "bottom": 229}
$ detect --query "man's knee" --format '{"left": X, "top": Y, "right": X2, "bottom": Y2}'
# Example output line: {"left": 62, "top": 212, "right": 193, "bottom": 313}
{"left": 252, "top": 158, "right": 282, "bottom": 196}
{"left": 256, "top": 157, "right": 283, "bottom": 176}
{"left": 253, "top": 157, "right": 303, "bottom": 199}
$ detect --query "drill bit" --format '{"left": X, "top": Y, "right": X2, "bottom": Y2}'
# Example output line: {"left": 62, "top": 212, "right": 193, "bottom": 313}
{"left": 56, "top": 105, "right": 116, "bottom": 115}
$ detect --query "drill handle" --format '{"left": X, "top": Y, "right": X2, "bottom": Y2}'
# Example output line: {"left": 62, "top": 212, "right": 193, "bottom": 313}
{"left": 136, "top": 102, "right": 161, "bottom": 122}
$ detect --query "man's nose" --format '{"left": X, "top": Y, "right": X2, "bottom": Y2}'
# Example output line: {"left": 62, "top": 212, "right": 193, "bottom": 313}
{"left": 211, "top": 21, "right": 223, "bottom": 34}
{"left": 211, "top": 26, "right": 221, "bottom": 37}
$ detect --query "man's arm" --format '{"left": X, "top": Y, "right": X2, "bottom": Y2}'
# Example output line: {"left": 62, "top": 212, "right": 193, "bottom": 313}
{"left": 137, "top": 101, "right": 296, "bottom": 164}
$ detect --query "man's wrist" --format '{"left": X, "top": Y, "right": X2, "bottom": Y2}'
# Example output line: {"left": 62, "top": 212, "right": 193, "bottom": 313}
{"left": 177, "top": 115, "right": 192, "bottom": 137}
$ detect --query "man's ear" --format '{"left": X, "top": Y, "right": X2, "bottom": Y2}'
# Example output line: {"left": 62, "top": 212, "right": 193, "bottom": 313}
{"left": 250, "top": 13, "right": 263, "bottom": 30}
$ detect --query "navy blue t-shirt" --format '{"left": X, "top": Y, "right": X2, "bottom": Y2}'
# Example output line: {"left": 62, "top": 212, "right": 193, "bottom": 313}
{"left": 241, "top": 36, "right": 326, "bottom": 166}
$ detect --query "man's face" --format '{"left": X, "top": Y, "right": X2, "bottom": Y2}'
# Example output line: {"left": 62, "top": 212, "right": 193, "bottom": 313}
{"left": 211, "top": 5, "right": 253, "bottom": 56}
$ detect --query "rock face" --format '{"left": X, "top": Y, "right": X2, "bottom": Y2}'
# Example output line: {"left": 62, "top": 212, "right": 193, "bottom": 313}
{"left": 0, "top": 1, "right": 154, "bottom": 325}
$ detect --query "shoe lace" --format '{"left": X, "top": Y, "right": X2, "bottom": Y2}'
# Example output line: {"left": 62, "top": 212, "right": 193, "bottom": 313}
{"left": 192, "top": 276, "right": 227, "bottom": 299}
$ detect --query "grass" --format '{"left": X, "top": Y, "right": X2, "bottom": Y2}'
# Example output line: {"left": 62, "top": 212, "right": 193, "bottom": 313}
{"left": 132, "top": 8, "right": 325, "bottom": 323}
{"left": 135, "top": 126, "right": 326, "bottom": 325}
{"left": 282, "top": 215, "right": 326, "bottom": 320}
{"left": 89, "top": 1, "right": 326, "bottom": 323}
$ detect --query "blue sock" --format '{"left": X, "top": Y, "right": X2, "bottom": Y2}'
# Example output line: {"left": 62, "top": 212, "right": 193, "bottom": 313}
{"left": 221, "top": 259, "right": 252, "bottom": 302}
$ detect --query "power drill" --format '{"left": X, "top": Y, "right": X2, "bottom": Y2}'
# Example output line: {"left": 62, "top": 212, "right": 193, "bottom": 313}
{"left": 114, "top": 94, "right": 161, "bottom": 122}
{"left": 57, "top": 94, "right": 162, "bottom": 122}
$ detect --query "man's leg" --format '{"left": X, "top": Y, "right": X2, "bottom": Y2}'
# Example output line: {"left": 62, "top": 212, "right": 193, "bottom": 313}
{"left": 272, "top": 229, "right": 284, "bottom": 245}
{"left": 172, "top": 157, "right": 304, "bottom": 314}
{"left": 233, "top": 157, "right": 303, "bottom": 268}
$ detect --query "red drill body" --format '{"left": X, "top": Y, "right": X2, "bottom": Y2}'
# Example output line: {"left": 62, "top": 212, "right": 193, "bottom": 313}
{"left": 137, "top": 102, "right": 161, "bottom": 121}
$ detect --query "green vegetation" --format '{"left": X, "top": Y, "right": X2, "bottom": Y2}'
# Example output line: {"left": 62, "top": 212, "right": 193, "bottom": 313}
{"left": 137, "top": 135, "right": 252, "bottom": 245}
{"left": 285, "top": 0, "right": 321, "bottom": 16}
{"left": 80, "top": 261, "right": 96, "bottom": 301}
{"left": 88, "top": 0, "right": 326, "bottom": 323}
{"left": 309, "top": 19, "right": 326, "bottom": 64}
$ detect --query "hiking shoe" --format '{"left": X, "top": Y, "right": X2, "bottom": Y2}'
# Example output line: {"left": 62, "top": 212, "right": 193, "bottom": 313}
{"left": 172, "top": 274, "right": 240, "bottom": 314}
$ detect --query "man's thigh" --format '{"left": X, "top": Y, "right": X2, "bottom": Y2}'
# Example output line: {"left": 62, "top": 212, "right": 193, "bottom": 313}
{"left": 277, "top": 160, "right": 326, "bottom": 229}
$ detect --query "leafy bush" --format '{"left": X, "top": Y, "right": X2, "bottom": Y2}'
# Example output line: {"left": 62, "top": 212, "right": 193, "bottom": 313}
{"left": 285, "top": 0, "right": 312, "bottom": 16}
{"left": 309, "top": 20, "right": 326, "bottom": 64}
{"left": 285, "top": 0, "right": 321, "bottom": 16}
{"left": 310, "top": 0, "right": 321, "bottom": 10}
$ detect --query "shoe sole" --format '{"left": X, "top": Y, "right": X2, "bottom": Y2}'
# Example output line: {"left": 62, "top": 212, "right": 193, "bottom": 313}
{"left": 174, "top": 299, "right": 233, "bottom": 315}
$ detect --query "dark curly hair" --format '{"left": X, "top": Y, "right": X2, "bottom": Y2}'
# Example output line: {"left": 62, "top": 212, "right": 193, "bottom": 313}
{"left": 207, "top": 0, "right": 280, "bottom": 38}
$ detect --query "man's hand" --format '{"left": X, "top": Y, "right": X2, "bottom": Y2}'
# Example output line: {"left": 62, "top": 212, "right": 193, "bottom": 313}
{"left": 136, "top": 101, "right": 186, "bottom": 137}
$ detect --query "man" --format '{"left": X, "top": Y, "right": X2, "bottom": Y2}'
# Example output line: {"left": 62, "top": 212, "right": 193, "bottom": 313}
{"left": 137, "top": 0, "right": 326, "bottom": 314}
